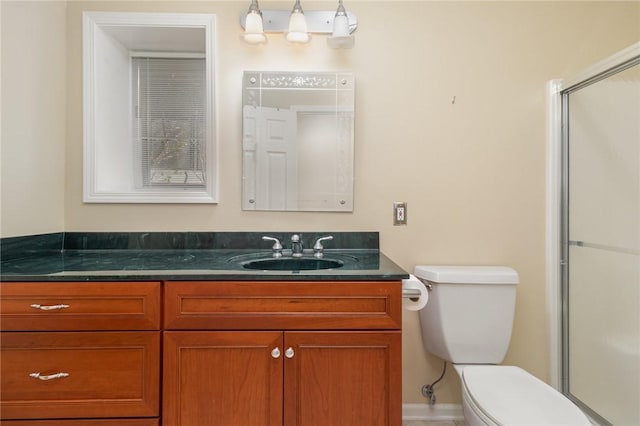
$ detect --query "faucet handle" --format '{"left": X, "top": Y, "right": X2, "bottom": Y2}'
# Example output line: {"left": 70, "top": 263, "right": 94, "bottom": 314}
{"left": 262, "top": 236, "right": 283, "bottom": 258}
{"left": 313, "top": 236, "right": 333, "bottom": 257}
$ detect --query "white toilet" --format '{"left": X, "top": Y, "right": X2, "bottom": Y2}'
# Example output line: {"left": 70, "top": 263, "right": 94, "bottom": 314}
{"left": 414, "top": 265, "right": 592, "bottom": 426}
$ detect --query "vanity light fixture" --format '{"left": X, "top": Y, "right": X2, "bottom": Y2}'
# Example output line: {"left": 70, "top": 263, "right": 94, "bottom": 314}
{"left": 327, "top": 0, "right": 354, "bottom": 49}
{"left": 242, "top": 0, "right": 266, "bottom": 45}
{"left": 286, "top": 0, "right": 310, "bottom": 44}
{"left": 240, "top": 0, "right": 357, "bottom": 49}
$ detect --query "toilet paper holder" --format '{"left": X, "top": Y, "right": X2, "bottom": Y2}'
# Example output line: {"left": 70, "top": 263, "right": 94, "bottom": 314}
{"left": 403, "top": 288, "right": 422, "bottom": 300}
{"left": 402, "top": 279, "right": 432, "bottom": 300}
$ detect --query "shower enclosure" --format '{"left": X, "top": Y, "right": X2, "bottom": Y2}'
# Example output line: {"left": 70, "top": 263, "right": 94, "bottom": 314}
{"left": 557, "top": 44, "right": 639, "bottom": 425}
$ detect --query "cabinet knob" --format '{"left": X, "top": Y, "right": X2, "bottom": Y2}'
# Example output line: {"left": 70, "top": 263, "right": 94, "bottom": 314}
{"left": 271, "top": 347, "right": 281, "bottom": 359}
{"left": 285, "top": 347, "right": 295, "bottom": 358}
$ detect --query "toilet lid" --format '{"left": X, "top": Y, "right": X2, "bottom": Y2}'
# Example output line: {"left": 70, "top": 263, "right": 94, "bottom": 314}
{"left": 461, "top": 366, "right": 591, "bottom": 425}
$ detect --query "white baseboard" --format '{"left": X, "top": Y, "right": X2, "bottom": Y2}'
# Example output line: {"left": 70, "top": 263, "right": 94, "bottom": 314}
{"left": 403, "top": 403, "right": 464, "bottom": 421}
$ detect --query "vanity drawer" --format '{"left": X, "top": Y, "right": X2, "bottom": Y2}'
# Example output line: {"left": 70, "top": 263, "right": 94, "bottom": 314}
{"left": 0, "top": 420, "right": 159, "bottom": 426}
{"left": 0, "top": 331, "right": 160, "bottom": 420}
{"left": 164, "top": 281, "right": 402, "bottom": 330}
{"left": 0, "top": 282, "right": 161, "bottom": 331}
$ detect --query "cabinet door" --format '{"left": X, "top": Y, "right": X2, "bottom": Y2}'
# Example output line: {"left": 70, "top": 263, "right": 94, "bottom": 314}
{"left": 283, "top": 331, "right": 402, "bottom": 426}
{"left": 163, "top": 331, "right": 283, "bottom": 426}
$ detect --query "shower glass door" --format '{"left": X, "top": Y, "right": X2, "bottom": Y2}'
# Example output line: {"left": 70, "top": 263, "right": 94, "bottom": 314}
{"left": 562, "top": 59, "right": 639, "bottom": 425}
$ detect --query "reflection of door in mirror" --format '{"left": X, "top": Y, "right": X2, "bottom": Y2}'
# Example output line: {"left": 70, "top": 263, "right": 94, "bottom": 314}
{"left": 242, "top": 71, "right": 355, "bottom": 212}
{"left": 243, "top": 106, "right": 297, "bottom": 210}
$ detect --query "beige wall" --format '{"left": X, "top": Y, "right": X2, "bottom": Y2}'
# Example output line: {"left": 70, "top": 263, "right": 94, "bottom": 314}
{"left": 1, "top": 1, "right": 66, "bottom": 237}
{"left": 2, "top": 0, "right": 639, "bottom": 405}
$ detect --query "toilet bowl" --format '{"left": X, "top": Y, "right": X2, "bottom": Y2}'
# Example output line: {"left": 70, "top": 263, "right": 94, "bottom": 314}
{"left": 414, "top": 265, "right": 591, "bottom": 426}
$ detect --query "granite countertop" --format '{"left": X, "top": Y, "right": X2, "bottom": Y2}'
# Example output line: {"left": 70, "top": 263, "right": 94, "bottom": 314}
{"left": 0, "top": 232, "right": 409, "bottom": 282}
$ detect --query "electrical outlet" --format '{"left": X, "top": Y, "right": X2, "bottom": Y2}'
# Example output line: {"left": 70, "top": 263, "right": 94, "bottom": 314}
{"left": 393, "top": 202, "right": 407, "bottom": 225}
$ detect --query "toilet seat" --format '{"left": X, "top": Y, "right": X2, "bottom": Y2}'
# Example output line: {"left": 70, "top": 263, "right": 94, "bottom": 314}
{"left": 460, "top": 365, "right": 591, "bottom": 426}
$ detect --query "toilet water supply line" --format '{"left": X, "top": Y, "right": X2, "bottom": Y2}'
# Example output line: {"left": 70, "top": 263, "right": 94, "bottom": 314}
{"left": 401, "top": 275, "right": 441, "bottom": 403}
{"left": 422, "top": 360, "right": 447, "bottom": 405}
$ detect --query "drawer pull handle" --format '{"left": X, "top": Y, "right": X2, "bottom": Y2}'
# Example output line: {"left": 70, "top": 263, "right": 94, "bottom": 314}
{"left": 29, "top": 372, "right": 70, "bottom": 381}
{"left": 285, "top": 347, "right": 295, "bottom": 359}
{"left": 271, "top": 347, "right": 281, "bottom": 359}
{"left": 30, "top": 304, "right": 70, "bottom": 311}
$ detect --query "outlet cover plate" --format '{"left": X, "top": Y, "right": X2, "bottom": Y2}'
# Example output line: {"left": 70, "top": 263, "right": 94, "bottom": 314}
{"left": 393, "top": 202, "right": 407, "bottom": 225}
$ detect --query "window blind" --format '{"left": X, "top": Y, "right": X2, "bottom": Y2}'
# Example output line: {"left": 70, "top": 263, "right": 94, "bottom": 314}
{"left": 132, "top": 57, "right": 206, "bottom": 189}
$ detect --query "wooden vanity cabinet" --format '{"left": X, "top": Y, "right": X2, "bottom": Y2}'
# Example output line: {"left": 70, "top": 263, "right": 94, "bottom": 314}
{"left": 163, "top": 281, "right": 402, "bottom": 426}
{"left": 1, "top": 279, "right": 402, "bottom": 425}
{"left": 0, "top": 282, "right": 161, "bottom": 423}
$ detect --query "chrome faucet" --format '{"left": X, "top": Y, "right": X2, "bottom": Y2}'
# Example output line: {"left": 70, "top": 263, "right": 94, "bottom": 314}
{"left": 290, "top": 234, "right": 304, "bottom": 257}
{"left": 313, "top": 236, "right": 333, "bottom": 257}
{"left": 262, "top": 236, "right": 283, "bottom": 258}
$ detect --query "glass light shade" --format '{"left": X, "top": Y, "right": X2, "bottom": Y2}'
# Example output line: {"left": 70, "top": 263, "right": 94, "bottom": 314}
{"left": 327, "top": 1, "right": 354, "bottom": 49}
{"left": 327, "top": 14, "right": 354, "bottom": 48}
{"left": 286, "top": 11, "right": 310, "bottom": 43}
{"left": 332, "top": 13, "right": 350, "bottom": 37}
{"left": 243, "top": 12, "right": 266, "bottom": 44}
{"left": 327, "top": 34, "right": 354, "bottom": 49}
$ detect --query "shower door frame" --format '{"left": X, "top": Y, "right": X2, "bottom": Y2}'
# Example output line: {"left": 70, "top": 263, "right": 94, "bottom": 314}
{"left": 546, "top": 42, "right": 640, "bottom": 425}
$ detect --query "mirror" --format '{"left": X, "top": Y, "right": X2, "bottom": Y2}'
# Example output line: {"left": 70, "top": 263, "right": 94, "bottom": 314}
{"left": 242, "top": 71, "right": 355, "bottom": 211}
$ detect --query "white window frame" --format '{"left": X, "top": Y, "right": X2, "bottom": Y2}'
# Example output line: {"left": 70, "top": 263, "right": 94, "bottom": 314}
{"left": 83, "top": 12, "right": 217, "bottom": 203}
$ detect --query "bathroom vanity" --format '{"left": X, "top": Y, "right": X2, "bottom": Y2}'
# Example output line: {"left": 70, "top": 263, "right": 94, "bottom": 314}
{"left": 0, "top": 232, "right": 407, "bottom": 426}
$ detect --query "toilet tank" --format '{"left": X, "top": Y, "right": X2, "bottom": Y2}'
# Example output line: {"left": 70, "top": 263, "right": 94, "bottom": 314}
{"left": 414, "top": 266, "right": 519, "bottom": 364}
